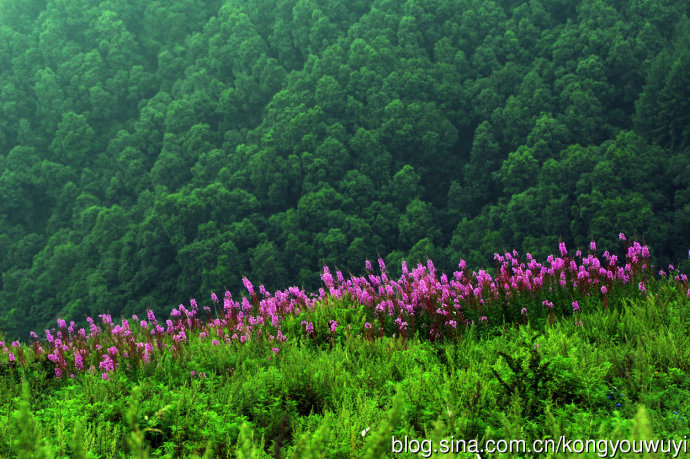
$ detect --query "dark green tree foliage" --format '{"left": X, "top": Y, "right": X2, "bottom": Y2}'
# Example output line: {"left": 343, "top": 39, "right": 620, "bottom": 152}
{"left": 0, "top": 0, "right": 689, "bottom": 338}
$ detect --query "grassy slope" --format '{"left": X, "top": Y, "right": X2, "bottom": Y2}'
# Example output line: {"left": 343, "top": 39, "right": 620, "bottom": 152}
{"left": 1, "top": 285, "right": 689, "bottom": 458}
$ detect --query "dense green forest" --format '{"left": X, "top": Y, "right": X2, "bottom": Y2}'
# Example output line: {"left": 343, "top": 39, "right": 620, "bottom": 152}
{"left": 1, "top": 0, "right": 689, "bottom": 339}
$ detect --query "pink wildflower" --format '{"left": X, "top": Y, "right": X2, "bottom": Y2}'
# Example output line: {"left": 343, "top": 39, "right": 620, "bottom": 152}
{"left": 242, "top": 277, "right": 254, "bottom": 295}
{"left": 74, "top": 351, "right": 84, "bottom": 370}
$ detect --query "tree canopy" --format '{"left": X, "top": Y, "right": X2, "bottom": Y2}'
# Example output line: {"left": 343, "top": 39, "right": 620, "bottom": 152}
{"left": 1, "top": 0, "right": 689, "bottom": 338}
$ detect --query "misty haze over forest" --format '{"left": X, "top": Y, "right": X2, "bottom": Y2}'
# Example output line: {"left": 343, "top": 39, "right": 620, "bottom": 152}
{"left": 1, "top": 0, "right": 689, "bottom": 338}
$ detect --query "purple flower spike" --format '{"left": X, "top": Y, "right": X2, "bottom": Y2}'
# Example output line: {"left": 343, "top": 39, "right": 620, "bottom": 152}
{"left": 243, "top": 277, "right": 254, "bottom": 295}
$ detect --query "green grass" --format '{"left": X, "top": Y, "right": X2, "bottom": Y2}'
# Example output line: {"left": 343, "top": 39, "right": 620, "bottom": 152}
{"left": 1, "top": 285, "right": 689, "bottom": 458}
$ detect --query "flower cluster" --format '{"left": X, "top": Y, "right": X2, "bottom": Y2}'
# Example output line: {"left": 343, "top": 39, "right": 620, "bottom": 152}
{"left": 1, "top": 235, "right": 687, "bottom": 381}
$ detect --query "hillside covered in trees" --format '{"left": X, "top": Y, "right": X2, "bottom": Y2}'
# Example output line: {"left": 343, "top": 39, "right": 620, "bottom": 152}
{"left": 1, "top": 0, "right": 689, "bottom": 339}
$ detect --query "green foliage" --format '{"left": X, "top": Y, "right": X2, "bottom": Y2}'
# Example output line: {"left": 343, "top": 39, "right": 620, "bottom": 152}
{"left": 0, "top": 285, "right": 688, "bottom": 457}
{"left": 490, "top": 331, "right": 566, "bottom": 419}
{"left": 12, "top": 381, "right": 53, "bottom": 458}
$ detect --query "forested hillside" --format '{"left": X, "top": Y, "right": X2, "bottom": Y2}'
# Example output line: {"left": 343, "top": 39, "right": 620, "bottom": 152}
{"left": 1, "top": 0, "right": 689, "bottom": 339}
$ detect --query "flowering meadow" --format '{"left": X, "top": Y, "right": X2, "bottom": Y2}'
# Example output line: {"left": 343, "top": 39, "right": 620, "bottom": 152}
{"left": 1, "top": 234, "right": 690, "bottom": 458}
